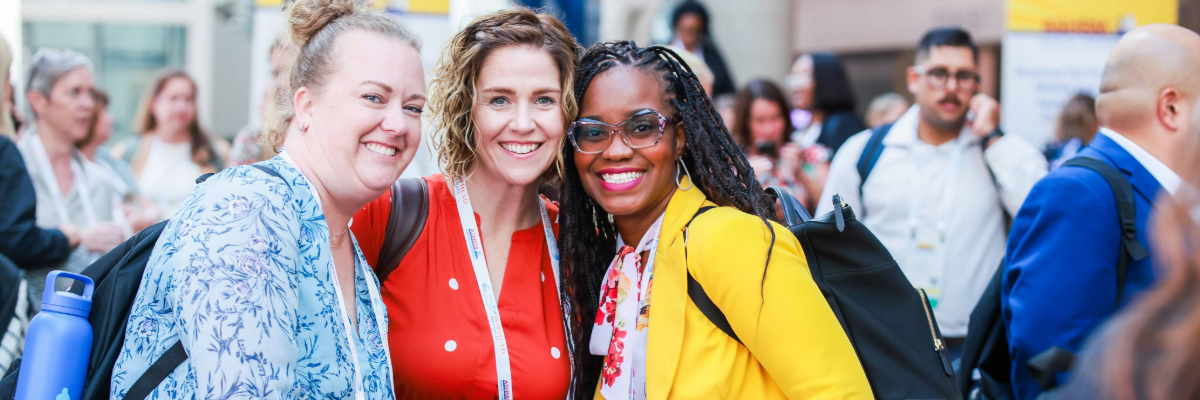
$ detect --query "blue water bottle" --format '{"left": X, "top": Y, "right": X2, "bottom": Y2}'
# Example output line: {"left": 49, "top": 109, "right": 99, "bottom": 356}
{"left": 14, "top": 271, "right": 94, "bottom": 400}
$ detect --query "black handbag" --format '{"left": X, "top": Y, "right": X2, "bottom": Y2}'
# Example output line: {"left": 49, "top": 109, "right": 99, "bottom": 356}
{"left": 685, "top": 188, "right": 961, "bottom": 400}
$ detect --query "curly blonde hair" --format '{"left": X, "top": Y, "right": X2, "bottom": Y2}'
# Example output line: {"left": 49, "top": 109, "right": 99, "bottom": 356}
{"left": 260, "top": 0, "right": 420, "bottom": 150}
{"left": 428, "top": 8, "right": 581, "bottom": 181}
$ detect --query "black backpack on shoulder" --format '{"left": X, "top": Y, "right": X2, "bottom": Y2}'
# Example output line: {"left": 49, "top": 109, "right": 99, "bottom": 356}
{"left": 956, "top": 156, "right": 1147, "bottom": 400}
{"left": 684, "top": 187, "right": 961, "bottom": 400}
{"left": 0, "top": 164, "right": 283, "bottom": 400}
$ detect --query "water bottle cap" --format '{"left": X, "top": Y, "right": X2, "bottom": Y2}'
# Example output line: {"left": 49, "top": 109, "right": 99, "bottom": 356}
{"left": 41, "top": 270, "right": 94, "bottom": 318}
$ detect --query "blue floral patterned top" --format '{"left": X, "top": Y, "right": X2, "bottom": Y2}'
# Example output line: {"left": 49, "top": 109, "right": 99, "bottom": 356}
{"left": 110, "top": 154, "right": 394, "bottom": 399}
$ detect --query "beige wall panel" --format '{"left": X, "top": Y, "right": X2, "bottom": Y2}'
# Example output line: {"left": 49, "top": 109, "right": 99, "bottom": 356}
{"left": 794, "top": 0, "right": 1005, "bottom": 53}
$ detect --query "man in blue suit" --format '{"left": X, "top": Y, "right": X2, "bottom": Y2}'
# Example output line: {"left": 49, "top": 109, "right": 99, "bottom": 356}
{"left": 1002, "top": 24, "right": 1200, "bottom": 400}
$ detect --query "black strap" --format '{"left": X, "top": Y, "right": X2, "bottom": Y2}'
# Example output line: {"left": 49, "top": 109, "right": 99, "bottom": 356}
{"left": 687, "top": 270, "right": 741, "bottom": 344}
{"left": 250, "top": 164, "right": 284, "bottom": 180}
{"left": 681, "top": 206, "right": 743, "bottom": 345}
{"left": 855, "top": 123, "right": 893, "bottom": 206}
{"left": 377, "top": 178, "right": 430, "bottom": 281}
{"left": 765, "top": 186, "right": 810, "bottom": 226}
{"left": 1026, "top": 346, "right": 1077, "bottom": 391}
{"left": 1061, "top": 157, "right": 1149, "bottom": 303}
{"left": 196, "top": 164, "right": 281, "bottom": 185}
{"left": 124, "top": 340, "right": 187, "bottom": 400}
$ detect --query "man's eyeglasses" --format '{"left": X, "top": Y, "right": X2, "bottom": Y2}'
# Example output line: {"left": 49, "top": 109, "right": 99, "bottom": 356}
{"left": 914, "top": 65, "right": 979, "bottom": 92}
{"left": 568, "top": 110, "right": 679, "bottom": 154}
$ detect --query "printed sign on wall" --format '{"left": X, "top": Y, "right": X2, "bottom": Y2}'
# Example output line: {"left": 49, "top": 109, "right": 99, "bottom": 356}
{"left": 1008, "top": 0, "right": 1177, "bottom": 33}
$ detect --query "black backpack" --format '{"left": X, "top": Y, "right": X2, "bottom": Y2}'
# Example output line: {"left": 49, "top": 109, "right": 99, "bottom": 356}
{"left": 0, "top": 164, "right": 282, "bottom": 400}
{"left": 684, "top": 187, "right": 961, "bottom": 400}
{"left": 956, "top": 156, "right": 1148, "bottom": 400}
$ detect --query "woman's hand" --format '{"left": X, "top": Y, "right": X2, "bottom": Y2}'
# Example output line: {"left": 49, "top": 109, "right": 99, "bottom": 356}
{"left": 125, "top": 197, "right": 163, "bottom": 232}
{"left": 58, "top": 223, "right": 81, "bottom": 248}
{"left": 778, "top": 143, "right": 805, "bottom": 177}
{"left": 80, "top": 223, "right": 124, "bottom": 253}
{"left": 748, "top": 155, "right": 774, "bottom": 183}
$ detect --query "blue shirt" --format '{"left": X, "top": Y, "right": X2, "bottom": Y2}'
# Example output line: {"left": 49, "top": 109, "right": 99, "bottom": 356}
{"left": 111, "top": 155, "right": 394, "bottom": 399}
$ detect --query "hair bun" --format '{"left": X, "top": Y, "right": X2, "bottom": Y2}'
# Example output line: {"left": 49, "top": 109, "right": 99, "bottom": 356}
{"left": 286, "top": 0, "right": 363, "bottom": 47}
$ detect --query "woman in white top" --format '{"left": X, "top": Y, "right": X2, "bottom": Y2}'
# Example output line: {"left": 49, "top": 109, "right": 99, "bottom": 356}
{"left": 113, "top": 70, "right": 229, "bottom": 216}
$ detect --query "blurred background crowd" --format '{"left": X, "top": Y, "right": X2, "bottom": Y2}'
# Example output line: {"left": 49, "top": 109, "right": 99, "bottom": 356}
{"left": 3, "top": 0, "right": 1191, "bottom": 204}
{"left": 3, "top": 0, "right": 1200, "bottom": 398}
{"left": 4, "top": 0, "right": 1190, "bottom": 205}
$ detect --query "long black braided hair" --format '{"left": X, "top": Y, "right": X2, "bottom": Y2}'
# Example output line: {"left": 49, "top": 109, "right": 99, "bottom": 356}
{"left": 557, "top": 41, "right": 778, "bottom": 394}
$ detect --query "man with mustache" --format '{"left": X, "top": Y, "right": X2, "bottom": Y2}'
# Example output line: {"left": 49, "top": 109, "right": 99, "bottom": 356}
{"left": 816, "top": 27, "right": 1047, "bottom": 361}
{"left": 1002, "top": 24, "right": 1200, "bottom": 400}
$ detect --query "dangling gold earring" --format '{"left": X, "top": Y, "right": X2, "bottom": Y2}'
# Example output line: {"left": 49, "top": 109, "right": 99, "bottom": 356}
{"left": 676, "top": 159, "right": 693, "bottom": 190}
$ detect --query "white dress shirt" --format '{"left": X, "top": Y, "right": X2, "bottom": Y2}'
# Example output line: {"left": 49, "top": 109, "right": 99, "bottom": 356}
{"left": 1099, "top": 128, "right": 1181, "bottom": 195}
{"left": 816, "top": 106, "right": 1048, "bottom": 337}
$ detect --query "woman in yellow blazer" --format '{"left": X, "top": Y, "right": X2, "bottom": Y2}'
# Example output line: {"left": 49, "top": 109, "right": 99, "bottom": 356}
{"left": 557, "top": 41, "right": 872, "bottom": 400}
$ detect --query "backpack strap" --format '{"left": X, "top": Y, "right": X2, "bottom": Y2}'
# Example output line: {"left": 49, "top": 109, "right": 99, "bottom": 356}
{"left": 124, "top": 339, "right": 186, "bottom": 400}
{"left": 682, "top": 206, "right": 743, "bottom": 345}
{"left": 765, "top": 186, "right": 810, "bottom": 226}
{"left": 250, "top": 164, "right": 283, "bottom": 181}
{"left": 195, "top": 164, "right": 281, "bottom": 185}
{"left": 376, "top": 178, "right": 430, "bottom": 282}
{"left": 855, "top": 123, "right": 893, "bottom": 205}
{"left": 1061, "top": 157, "right": 1149, "bottom": 304}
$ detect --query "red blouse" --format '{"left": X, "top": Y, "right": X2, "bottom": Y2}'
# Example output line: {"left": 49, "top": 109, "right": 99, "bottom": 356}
{"left": 352, "top": 174, "right": 570, "bottom": 400}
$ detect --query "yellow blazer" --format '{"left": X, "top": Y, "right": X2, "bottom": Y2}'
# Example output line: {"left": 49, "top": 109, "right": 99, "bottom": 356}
{"left": 597, "top": 182, "right": 873, "bottom": 400}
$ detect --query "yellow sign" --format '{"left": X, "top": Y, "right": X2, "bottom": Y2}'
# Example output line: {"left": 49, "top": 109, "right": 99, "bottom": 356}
{"left": 1008, "top": 0, "right": 1177, "bottom": 33}
{"left": 255, "top": 0, "right": 390, "bottom": 10}
{"left": 408, "top": 0, "right": 449, "bottom": 14}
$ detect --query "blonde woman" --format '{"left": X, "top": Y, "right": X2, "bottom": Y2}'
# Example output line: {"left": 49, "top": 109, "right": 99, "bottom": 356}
{"left": 113, "top": 70, "right": 228, "bottom": 216}
{"left": 350, "top": 9, "right": 586, "bottom": 399}
{"left": 110, "top": 0, "right": 426, "bottom": 397}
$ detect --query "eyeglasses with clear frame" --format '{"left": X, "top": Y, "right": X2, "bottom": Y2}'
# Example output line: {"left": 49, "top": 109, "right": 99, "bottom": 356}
{"left": 568, "top": 109, "right": 679, "bottom": 154}
{"left": 914, "top": 65, "right": 980, "bottom": 93}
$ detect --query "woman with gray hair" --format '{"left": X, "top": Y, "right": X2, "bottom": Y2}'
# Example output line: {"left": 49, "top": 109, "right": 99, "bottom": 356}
{"left": 0, "top": 34, "right": 93, "bottom": 377}
{"left": 15, "top": 48, "right": 124, "bottom": 308}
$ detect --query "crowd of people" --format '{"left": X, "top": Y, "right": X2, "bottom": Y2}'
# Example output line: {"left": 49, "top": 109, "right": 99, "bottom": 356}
{"left": 3, "top": 0, "right": 1200, "bottom": 399}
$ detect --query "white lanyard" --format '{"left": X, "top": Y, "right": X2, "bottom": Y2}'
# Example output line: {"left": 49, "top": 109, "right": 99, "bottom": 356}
{"left": 279, "top": 151, "right": 393, "bottom": 399}
{"left": 30, "top": 134, "right": 97, "bottom": 228}
{"left": 449, "top": 176, "right": 573, "bottom": 400}
{"left": 536, "top": 184, "right": 577, "bottom": 400}
{"left": 907, "top": 138, "right": 969, "bottom": 244}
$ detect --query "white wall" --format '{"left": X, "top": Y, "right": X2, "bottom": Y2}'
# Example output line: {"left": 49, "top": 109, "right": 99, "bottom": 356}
{"left": 212, "top": 18, "right": 252, "bottom": 137}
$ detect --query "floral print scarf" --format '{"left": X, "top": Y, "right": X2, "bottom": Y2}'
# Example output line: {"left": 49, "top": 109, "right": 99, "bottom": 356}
{"left": 590, "top": 214, "right": 664, "bottom": 400}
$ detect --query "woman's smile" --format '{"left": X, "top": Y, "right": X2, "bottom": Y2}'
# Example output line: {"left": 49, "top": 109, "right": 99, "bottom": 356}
{"left": 597, "top": 167, "right": 647, "bottom": 192}
{"left": 500, "top": 141, "right": 544, "bottom": 158}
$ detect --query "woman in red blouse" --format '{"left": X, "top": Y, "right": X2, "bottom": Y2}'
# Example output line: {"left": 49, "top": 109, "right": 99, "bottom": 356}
{"left": 351, "top": 9, "right": 591, "bottom": 399}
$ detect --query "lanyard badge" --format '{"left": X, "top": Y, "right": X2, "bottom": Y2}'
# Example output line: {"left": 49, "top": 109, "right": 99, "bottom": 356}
{"left": 902, "top": 138, "right": 970, "bottom": 309}
{"left": 449, "top": 176, "right": 575, "bottom": 399}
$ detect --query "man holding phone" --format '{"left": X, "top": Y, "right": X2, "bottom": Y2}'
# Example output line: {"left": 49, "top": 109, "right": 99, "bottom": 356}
{"left": 816, "top": 27, "right": 1047, "bottom": 360}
